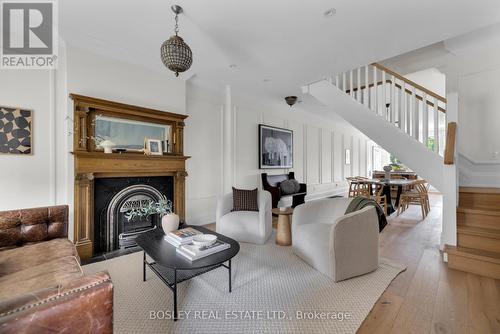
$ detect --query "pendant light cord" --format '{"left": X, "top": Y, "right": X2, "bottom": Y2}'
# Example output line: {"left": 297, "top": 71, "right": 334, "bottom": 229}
{"left": 174, "top": 13, "right": 179, "bottom": 36}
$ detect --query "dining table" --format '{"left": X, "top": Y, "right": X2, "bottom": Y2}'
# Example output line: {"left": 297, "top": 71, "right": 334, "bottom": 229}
{"left": 360, "top": 179, "right": 416, "bottom": 215}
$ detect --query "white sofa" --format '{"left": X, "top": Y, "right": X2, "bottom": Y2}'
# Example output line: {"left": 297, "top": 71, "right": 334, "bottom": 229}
{"left": 216, "top": 190, "right": 272, "bottom": 244}
{"left": 292, "top": 198, "right": 379, "bottom": 282}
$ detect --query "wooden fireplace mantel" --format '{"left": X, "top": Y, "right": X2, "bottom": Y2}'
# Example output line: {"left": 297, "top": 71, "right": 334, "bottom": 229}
{"left": 70, "top": 94, "right": 189, "bottom": 260}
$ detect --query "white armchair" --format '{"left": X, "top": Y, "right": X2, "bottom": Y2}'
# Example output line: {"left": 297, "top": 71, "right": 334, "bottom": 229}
{"left": 292, "top": 198, "right": 379, "bottom": 282}
{"left": 216, "top": 190, "right": 272, "bottom": 244}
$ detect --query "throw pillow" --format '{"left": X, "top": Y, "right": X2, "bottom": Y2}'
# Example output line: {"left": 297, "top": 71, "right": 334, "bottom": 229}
{"left": 280, "top": 179, "right": 300, "bottom": 195}
{"left": 232, "top": 187, "right": 259, "bottom": 212}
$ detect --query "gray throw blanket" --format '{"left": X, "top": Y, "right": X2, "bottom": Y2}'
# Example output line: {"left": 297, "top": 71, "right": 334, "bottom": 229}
{"left": 344, "top": 197, "right": 387, "bottom": 232}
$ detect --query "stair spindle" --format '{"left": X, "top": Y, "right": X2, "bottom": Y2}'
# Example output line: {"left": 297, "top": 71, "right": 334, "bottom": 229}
{"left": 373, "top": 66, "right": 378, "bottom": 114}
{"left": 335, "top": 75, "right": 339, "bottom": 89}
{"left": 406, "top": 87, "right": 412, "bottom": 135}
{"left": 357, "top": 67, "right": 361, "bottom": 103}
{"left": 412, "top": 87, "right": 418, "bottom": 140}
{"left": 400, "top": 81, "right": 406, "bottom": 131}
{"left": 391, "top": 75, "right": 396, "bottom": 124}
{"left": 434, "top": 97, "right": 439, "bottom": 153}
{"left": 422, "top": 92, "right": 428, "bottom": 146}
{"left": 342, "top": 72, "right": 346, "bottom": 93}
{"left": 382, "top": 70, "right": 387, "bottom": 119}
{"left": 364, "top": 65, "right": 369, "bottom": 108}
{"left": 349, "top": 70, "right": 354, "bottom": 98}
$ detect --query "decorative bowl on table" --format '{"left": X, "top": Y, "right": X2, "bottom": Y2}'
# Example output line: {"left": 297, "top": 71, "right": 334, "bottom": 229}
{"left": 192, "top": 234, "right": 217, "bottom": 248}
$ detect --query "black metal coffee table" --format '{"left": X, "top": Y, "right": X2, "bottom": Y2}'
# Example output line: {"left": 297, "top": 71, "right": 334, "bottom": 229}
{"left": 135, "top": 226, "right": 240, "bottom": 321}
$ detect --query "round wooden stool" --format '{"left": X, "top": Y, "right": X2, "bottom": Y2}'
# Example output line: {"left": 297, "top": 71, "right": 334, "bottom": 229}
{"left": 272, "top": 207, "right": 294, "bottom": 246}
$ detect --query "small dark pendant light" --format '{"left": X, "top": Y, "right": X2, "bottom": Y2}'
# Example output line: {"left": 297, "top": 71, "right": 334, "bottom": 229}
{"left": 285, "top": 96, "right": 298, "bottom": 107}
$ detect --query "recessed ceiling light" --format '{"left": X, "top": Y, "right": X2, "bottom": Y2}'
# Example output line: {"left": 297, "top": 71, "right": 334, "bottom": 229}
{"left": 323, "top": 8, "right": 336, "bottom": 17}
{"left": 229, "top": 64, "right": 237, "bottom": 68}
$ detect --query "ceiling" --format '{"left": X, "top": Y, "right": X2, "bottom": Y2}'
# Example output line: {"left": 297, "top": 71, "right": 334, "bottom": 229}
{"left": 60, "top": 0, "right": 500, "bottom": 108}
{"left": 381, "top": 22, "right": 500, "bottom": 93}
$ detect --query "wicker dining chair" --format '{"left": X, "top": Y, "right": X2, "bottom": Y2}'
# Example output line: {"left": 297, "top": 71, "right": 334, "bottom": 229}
{"left": 370, "top": 183, "right": 388, "bottom": 216}
{"left": 397, "top": 180, "right": 429, "bottom": 219}
{"left": 346, "top": 177, "right": 359, "bottom": 197}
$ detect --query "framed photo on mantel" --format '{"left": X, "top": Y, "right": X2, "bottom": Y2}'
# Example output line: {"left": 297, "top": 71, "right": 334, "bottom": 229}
{"left": 259, "top": 124, "right": 293, "bottom": 169}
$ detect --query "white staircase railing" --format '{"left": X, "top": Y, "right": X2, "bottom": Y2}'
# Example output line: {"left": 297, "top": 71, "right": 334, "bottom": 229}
{"left": 330, "top": 63, "right": 447, "bottom": 156}
{"left": 303, "top": 65, "right": 458, "bottom": 249}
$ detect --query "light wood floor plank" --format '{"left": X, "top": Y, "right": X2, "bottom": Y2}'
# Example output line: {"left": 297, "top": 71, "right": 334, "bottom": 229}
{"left": 389, "top": 248, "right": 442, "bottom": 334}
{"left": 357, "top": 291, "right": 403, "bottom": 334}
{"left": 430, "top": 266, "right": 469, "bottom": 334}
{"left": 467, "top": 274, "right": 500, "bottom": 333}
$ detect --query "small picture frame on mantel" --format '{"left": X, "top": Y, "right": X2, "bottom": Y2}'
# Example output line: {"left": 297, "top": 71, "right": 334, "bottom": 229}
{"left": 145, "top": 138, "right": 163, "bottom": 156}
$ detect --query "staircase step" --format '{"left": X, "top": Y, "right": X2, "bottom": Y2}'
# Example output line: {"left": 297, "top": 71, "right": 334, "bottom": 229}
{"left": 457, "top": 207, "right": 500, "bottom": 230}
{"left": 459, "top": 187, "right": 500, "bottom": 211}
{"left": 445, "top": 245, "right": 500, "bottom": 279}
{"left": 457, "top": 225, "right": 500, "bottom": 253}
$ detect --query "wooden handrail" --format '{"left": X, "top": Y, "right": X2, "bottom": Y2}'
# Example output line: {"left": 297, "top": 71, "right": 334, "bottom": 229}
{"left": 372, "top": 63, "right": 447, "bottom": 104}
{"left": 346, "top": 79, "right": 446, "bottom": 113}
{"left": 444, "top": 122, "right": 457, "bottom": 165}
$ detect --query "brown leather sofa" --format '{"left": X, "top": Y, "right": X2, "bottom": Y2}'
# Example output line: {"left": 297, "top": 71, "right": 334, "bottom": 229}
{"left": 0, "top": 205, "right": 113, "bottom": 334}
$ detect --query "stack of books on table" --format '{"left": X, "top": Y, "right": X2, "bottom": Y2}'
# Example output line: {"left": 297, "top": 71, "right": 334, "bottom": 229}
{"left": 164, "top": 227, "right": 203, "bottom": 247}
{"left": 176, "top": 240, "right": 230, "bottom": 261}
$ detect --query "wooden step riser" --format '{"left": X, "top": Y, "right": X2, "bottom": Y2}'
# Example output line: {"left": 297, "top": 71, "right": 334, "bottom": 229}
{"left": 457, "top": 212, "right": 500, "bottom": 230}
{"left": 459, "top": 193, "right": 500, "bottom": 211}
{"left": 447, "top": 252, "right": 500, "bottom": 280}
{"left": 457, "top": 233, "right": 500, "bottom": 253}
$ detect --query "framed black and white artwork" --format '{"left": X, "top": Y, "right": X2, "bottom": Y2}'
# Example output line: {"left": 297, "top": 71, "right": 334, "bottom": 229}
{"left": 259, "top": 124, "right": 293, "bottom": 169}
{"left": 0, "top": 106, "right": 32, "bottom": 155}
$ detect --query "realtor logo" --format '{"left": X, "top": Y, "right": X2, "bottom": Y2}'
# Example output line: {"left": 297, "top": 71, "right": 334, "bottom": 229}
{"left": 1, "top": 0, "right": 58, "bottom": 69}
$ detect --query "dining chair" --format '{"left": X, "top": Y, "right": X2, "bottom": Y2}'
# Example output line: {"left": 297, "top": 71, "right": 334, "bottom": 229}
{"left": 397, "top": 180, "right": 429, "bottom": 219}
{"left": 370, "top": 183, "right": 388, "bottom": 216}
{"left": 346, "top": 177, "right": 358, "bottom": 197}
{"left": 355, "top": 180, "right": 371, "bottom": 197}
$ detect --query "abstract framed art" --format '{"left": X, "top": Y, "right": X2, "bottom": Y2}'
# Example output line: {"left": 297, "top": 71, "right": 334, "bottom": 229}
{"left": 0, "top": 106, "right": 32, "bottom": 155}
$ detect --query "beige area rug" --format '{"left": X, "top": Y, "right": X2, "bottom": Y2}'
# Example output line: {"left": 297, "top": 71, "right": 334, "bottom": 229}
{"left": 84, "top": 234, "right": 405, "bottom": 334}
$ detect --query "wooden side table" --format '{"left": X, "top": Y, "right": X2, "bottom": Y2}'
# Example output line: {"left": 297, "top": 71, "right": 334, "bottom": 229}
{"left": 272, "top": 207, "right": 294, "bottom": 246}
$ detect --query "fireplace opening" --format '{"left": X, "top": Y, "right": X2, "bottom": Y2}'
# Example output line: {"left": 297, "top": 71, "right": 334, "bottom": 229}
{"left": 93, "top": 176, "right": 173, "bottom": 255}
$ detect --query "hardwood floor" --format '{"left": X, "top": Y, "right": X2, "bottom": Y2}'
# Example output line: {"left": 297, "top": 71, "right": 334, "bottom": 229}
{"left": 359, "top": 194, "right": 500, "bottom": 334}
{"left": 205, "top": 194, "right": 500, "bottom": 333}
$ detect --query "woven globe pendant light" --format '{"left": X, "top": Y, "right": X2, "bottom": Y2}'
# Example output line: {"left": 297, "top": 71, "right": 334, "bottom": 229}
{"left": 161, "top": 5, "right": 192, "bottom": 77}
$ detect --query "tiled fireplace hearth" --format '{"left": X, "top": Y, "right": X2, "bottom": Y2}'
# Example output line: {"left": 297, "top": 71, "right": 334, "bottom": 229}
{"left": 71, "top": 94, "right": 189, "bottom": 260}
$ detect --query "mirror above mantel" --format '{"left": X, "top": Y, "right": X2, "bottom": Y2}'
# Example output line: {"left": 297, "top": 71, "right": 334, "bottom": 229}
{"left": 70, "top": 93, "right": 187, "bottom": 156}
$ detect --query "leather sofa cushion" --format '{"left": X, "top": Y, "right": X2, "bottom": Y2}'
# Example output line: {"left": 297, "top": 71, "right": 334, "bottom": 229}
{"left": 0, "top": 205, "right": 68, "bottom": 249}
{"left": 0, "top": 238, "right": 79, "bottom": 276}
{"left": 0, "top": 255, "right": 83, "bottom": 301}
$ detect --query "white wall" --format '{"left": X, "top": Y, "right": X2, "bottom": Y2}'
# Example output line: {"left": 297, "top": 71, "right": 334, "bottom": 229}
{"left": 404, "top": 68, "right": 446, "bottom": 97}
{"left": 185, "top": 83, "right": 371, "bottom": 225}
{"left": 66, "top": 46, "right": 186, "bottom": 113}
{"left": 184, "top": 83, "right": 224, "bottom": 225}
{"left": 456, "top": 65, "right": 500, "bottom": 187}
{"left": 0, "top": 70, "right": 55, "bottom": 210}
{"left": 458, "top": 66, "right": 500, "bottom": 162}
